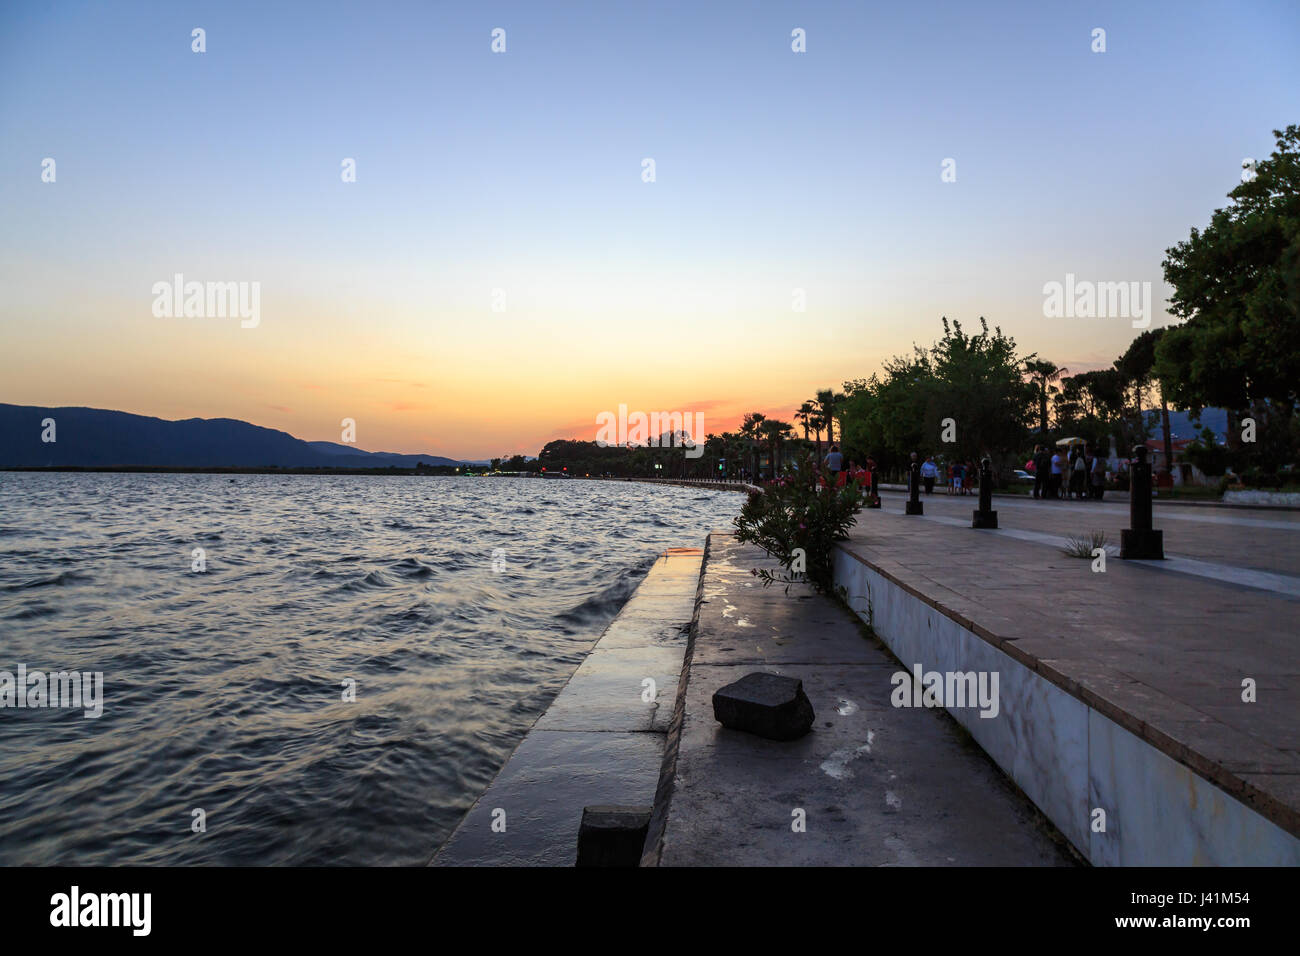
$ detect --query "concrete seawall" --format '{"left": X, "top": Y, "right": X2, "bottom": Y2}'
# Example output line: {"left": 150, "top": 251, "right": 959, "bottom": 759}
{"left": 431, "top": 548, "right": 704, "bottom": 865}
{"left": 590, "top": 477, "right": 761, "bottom": 494}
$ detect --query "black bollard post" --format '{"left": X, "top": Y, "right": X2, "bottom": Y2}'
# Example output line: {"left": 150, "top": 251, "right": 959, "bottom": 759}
{"left": 972, "top": 457, "right": 998, "bottom": 528}
{"left": 867, "top": 465, "right": 881, "bottom": 509}
{"left": 905, "top": 456, "right": 924, "bottom": 515}
{"left": 1120, "top": 445, "right": 1164, "bottom": 559}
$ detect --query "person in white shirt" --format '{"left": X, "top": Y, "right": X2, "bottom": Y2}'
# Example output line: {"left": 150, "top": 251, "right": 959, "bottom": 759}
{"left": 823, "top": 445, "right": 843, "bottom": 483}
{"left": 1049, "top": 450, "right": 1065, "bottom": 499}
{"left": 920, "top": 456, "right": 939, "bottom": 494}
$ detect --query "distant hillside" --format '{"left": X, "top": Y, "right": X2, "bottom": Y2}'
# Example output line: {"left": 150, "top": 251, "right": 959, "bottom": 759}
{"left": 1150, "top": 407, "right": 1229, "bottom": 440}
{"left": 0, "top": 404, "right": 467, "bottom": 469}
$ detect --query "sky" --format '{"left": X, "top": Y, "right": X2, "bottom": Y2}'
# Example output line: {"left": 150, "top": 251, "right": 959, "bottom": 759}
{"left": 1, "top": 0, "right": 1297, "bottom": 459}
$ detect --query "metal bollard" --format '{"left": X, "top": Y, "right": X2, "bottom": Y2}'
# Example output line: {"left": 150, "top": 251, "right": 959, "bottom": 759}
{"left": 1120, "top": 445, "right": 1164, "bottom": 559}
{"left": 905, "top": 457, "right": 924, "bottom": 515}
{"left": 972, "top": 457, "right": 998, "bottom": 528}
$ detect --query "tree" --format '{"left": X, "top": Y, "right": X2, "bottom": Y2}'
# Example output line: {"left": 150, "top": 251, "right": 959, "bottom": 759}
{"left": 927, "top": 317, "right": 1035, "bottom": 462}
{"left": 760, "top": 419, "right": 794, "bottom": 476}
{"left": 1053, "top": 369, "right": 1125, "bottom": 455}
{"left": 795, "top": 401, "right": 815, "bottom": 443}
{"left": 1116, "top": 329, "right": 1173, "bottom": 473}
{"left": 815, "top": 388, "right": 837, "bottom": 449}
{"left": 1023, "top": 358, "right": 1067, "bottom": 435}
{"left": 831, "top": 391, "right": 848, "bottom": 451}
{"left": 839, "top": 347, "right": 933, "bottom": 476}
{"left": 1158, "top": 124, "right": 1300, "bottom": 469}
{"left": 740, "top": 412, "right": 767, "bottom": 479}
{"left": 836, "top": 318, "right": 1035, "bottom": 477}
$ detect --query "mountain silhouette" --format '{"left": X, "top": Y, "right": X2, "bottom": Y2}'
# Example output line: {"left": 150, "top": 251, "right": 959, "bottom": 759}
{"left": 0, "top": 404, "right": 468, "bottom": 468}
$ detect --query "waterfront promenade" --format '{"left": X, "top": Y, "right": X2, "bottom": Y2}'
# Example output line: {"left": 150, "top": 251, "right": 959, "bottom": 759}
{"left": 431, "top": 480, "right": 1298, "bottom": 865}
{"left": 833, "top": 489, "right": 1300, "bottom": 864}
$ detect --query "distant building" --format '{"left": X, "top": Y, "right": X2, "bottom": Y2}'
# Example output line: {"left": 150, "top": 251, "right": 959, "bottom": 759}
{"left": 1144, "top": 437, "right": 1212, "bottom": 486}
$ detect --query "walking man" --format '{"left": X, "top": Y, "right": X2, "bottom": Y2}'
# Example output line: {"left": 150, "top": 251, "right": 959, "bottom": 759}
{"left": 920, "top": 455, "right": 938, "bottom": 495}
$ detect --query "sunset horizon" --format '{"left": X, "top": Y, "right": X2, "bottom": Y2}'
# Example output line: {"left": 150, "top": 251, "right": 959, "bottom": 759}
{"left": 5, "top": 1, "right": 1296, "bottom": 458}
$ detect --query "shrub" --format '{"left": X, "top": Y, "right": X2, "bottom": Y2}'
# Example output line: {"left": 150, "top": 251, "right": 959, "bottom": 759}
{"left": 733, "top": 455, "right": 863, "bottom": 592}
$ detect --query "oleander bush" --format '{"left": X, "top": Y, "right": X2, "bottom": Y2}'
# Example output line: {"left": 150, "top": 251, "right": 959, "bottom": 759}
{"left": 733, "top": 454, "right": 864, "bottom": 593}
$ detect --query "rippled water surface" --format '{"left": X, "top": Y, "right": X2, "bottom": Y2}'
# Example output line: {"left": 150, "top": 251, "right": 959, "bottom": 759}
{"left": 0, "top": 473, "right": 739, "bottom": 865}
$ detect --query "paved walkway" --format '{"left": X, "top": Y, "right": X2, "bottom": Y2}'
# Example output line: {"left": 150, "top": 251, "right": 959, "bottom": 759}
{"left": 840, "top": 490, "right": 1300, "bottom": 839}
{"left": 878, "top": 488, "right": 1300, "bottom": 577}
{"left": 644, "top": 533, "right": 1077, "bottom": 866}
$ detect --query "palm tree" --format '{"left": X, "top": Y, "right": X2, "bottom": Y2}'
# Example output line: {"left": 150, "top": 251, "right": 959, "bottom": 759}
{"left": 807, "top": 404, "right": 824, "bottom": 453}
{"left": 1024, "top": 359, "right": 1067, "bottom": 435}
{"left": 815, "top": 388, "right": 837, "bottom": 450}
{"left": 760, "top": 419, "right": 795, "bottom": 476}
{"left": 795, "top": 401, "right": 815, "bottom": 443}
{"left": 740, "top": 412, "right": 767, "bottom": 479}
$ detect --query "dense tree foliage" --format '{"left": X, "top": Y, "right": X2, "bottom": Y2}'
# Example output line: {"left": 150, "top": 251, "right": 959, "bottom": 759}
{"left": 1156, "top": 124, "right": 1300, "bottom": 471}
{"left": 838, "top": 318, "right": 1034, "bottom": 474}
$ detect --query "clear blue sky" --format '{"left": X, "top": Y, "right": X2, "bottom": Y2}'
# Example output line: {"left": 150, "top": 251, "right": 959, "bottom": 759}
{"left": 1, "top": 0, "right": 1297, "bottom": 456}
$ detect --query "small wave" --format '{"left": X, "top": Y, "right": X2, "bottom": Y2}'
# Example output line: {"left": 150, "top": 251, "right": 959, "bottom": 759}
{"left": 382, "top": 603, "right": 444, "bottom": 628}
{"left": 335, "top": 569, "right": 396, "bottom": 592}
{"left": 7, "top": 570, "right": 93, "bottom": 590}
{"left": 556, "top": 557, "right": 656, "bottom": 626}
{"left": 7, "top": 603, "right": 58, "bottom": 619}
{"left": 389, "top": 557, "right": 437, "bottom": 579}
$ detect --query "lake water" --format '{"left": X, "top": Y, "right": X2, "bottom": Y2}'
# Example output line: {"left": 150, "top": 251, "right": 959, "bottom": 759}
{"left": 0, "top": 473, "right": 739, "bottom": 865}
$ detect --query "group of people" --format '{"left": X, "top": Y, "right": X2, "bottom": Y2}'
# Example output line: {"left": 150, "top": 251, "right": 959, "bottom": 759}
{"left": 809, "top": 443, "right": 1109, "bottom": 503}
{"left": 821, "top": 445, "right": 876, "bottom": 491}
{"left": 823, "top": 445, "right": 983, "bottom": 500}
{"left": 1027, "top": 443, "right": 1107, "bottom": 500}
{"left": 917, "top": 455, "right": 981, "bottom": 496}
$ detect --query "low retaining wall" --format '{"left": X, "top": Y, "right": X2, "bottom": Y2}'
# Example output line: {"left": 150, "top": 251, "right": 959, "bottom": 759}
{"left": 629, "top": 478, "right": 760, "bottom": 493}
{"left": 833, "top": 545, "right": 1300, "bottom": 866}
{"left": 1223, "top": 489, "right": 1300, "bottom": 508}
{"left": 431, "top": 548, "right": 703, "bottom": 865}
